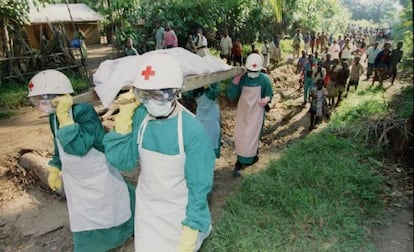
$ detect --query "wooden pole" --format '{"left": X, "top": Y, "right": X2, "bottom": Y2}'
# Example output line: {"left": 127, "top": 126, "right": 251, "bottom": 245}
{"left": 19, "top": 152, "right": 65, "bottom": 196}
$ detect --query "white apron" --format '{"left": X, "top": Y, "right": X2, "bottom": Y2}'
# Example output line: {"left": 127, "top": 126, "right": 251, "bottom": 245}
{"left": 54, "top": 115, "right": 131, "bottom": 232}
{"left": 234, "top": 86, "right": 264, "bottom": 158}
{"left": 135, "top": 109, "right": 210, "bottom": 252}
{"left": 196, "top": 94, "right": 220, "bottom": 149}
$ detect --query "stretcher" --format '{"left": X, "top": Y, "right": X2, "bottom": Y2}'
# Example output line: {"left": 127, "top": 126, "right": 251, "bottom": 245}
{"left": 73, "top": 66, "right": 244, "bottom": 104}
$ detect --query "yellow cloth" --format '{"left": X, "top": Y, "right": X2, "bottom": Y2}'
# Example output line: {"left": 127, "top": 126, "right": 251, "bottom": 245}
{"left": 48, "top": 166, "right": 62, "bottom": 192}
{"left": 114, "top": 89, "right": 140, "bottom": 134}
{"left": 52, "top": 94, "right": 74, "bottom": 128}
{"left": 177, "top": 226, "right": 199, "bottom": 252}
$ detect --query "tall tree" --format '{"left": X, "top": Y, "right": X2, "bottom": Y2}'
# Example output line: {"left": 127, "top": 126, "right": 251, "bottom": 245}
{"left": 291, "top": 0, "right": 349, "bottom": 35}
{"left": 0, "top": 0, "right": 31, "bottom": 57}
{"left": 341, "top": 0, "right": 399, "bottom": 23}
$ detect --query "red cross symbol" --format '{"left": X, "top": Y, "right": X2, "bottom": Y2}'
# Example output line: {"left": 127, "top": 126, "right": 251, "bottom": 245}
{"left": 141, "top": 66, "right": 155, "bottom": 80}
{"left": 28, "top": 81, "right": 34, "bottom": 91}
{"left": 252, "top": 63, "right": 257, "bottom": 68}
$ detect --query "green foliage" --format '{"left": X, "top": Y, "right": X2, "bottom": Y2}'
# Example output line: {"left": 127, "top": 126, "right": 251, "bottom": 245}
{"left": 292, "top": 0, "right": 350, "bottom": 35}
{"left": 388, "top": 85, "right": 413, "bottom": 119}
{"left": 269, "top": 0, "right": 283, "bottom": 22}
{"left": 0, "top": 0, "right": 31, "bottom": 25}
{"left": 114, "top": 27, "right": 148, "bottom": 52}
{"left": 0, "top": 81, "right": 30, "bottom": 118}
{"left": 64, "top": 73, "right": 91, "bottom": 95}
{"left": 341, "top": 0, "right": 399, "bottom": 24}
{"left": 280, "top": 38, "right": 293, "bottom": 55}
{"left": 135, "top": 0, "right": 287, "bottom": 48}
{"left": 392, "top": 1, "right": 413, "bottom": 74}
{"left": 98, "top": 0, "right": 140, "bottom": 27}
{"left": 0, "top": 73, "right": 90, "bottom": 119}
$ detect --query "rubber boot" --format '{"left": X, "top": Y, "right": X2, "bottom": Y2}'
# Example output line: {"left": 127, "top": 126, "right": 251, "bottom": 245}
{"left": 233, "top": 161, "right": 242, "bottom": 177}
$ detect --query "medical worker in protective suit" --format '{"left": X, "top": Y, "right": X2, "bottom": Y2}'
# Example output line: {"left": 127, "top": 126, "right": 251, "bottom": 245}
{"left": 102, "top": 53, "right": 215, "bottom": 251}
{"left": 185, "top": 83, "right": 221, "bottom": 158}
{"left": 227, "top": 53, "right": 273, "bottom": 177}
{"left": 27, "top": 69, "right": 134, "bottom": 252}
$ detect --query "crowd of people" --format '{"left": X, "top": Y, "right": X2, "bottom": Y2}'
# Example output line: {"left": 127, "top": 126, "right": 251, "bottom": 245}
{"left": 293, "top": 28, "right": 404, "bottom": 130}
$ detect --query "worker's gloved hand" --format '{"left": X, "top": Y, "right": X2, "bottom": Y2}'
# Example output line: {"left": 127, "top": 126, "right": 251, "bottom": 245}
{"left": 48, "top": 166, "right": 62, "bottom": 192}
{"left": 114, "top": 89, "right": 140, "bottom": 134}
{"left": 232, "top": 67, "right": 247, "bottom": 85}
{"left": 258, "top": 96, "right": 270, "bottom": 107}
{"left": 52, "top": 94, "right": 74, "bottom": 128}
{"left": 177, "top": 226, "right": 199, "bottom": 252}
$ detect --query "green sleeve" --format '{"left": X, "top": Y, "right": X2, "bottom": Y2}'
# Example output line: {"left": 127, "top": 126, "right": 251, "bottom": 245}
{"left": 181, "top": 112, "right": 215, "bottom": 233}
{"left": 205, "top": 83, "right": 219, "bottom": 100}
{"left": 226, "top": 79, "right": 242, "bottom": 101}
{"left": 55, "top": 104, "right": 105, "bottom": 156}
{"left": 261, "top": 74, "right": 274, "bottom": 100}
{"left": 103, "top": 106, "right": 146, "bottom": 171}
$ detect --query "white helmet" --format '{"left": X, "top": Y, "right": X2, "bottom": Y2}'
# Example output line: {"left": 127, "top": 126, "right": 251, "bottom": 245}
{"left": 27, "top": 69, "right": 74, "bottom": 97}
{"left": 245, "top": 53, "right": 263, "bottom": 72}
{"left": 133, "top": 53, "right": 183, "bottom": 90}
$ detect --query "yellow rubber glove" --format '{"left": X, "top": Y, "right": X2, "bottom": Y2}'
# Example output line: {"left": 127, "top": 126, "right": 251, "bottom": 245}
{"left": 48, "top": 166, "right": 62, "bottom": 192}
{"left": 114, "top": 89, "right": 140, "bottom": 134}
{"left": 177, "top": 226, "right": 199, "bottom": 252}
{"left": 52, "top": 94, "right": 74, "bottom": 128}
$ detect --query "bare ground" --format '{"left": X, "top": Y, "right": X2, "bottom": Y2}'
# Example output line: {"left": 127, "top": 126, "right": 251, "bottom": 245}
{"left": 0, "top": 45, "right": 412, "bottom": 251}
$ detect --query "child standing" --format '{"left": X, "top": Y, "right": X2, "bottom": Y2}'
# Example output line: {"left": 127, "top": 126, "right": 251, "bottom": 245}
{"left": 309, "top": 79, "right": 328, "bottom": 130}
{"left": 303, "top": 69, "right": 314, "bottom": 106}
{"left": 346, "top": 56, "right": 364, "bottom": 96}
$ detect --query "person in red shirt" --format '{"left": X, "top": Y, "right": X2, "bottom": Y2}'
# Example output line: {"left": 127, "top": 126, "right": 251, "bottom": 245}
{"left": 162, "top": 24, "right": 178, "bottom": 48}
{"left": 231, "top": 38, "right": 243, "bottom": 66}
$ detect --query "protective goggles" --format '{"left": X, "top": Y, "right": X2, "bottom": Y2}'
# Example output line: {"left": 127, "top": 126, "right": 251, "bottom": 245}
{"left": 29, "top": 94, "right": 58, "bottom": 106}
{"left": 134, "top": 89, "right": 177, "bottom": 103}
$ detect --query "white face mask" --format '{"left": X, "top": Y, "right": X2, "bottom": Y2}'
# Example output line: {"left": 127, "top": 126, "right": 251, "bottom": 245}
{"left": 38, "top": 99, "right": 56, "bottom": 115}
{"left": 247, "top": 71, "right": 260, "bottom": 78}
{"left": 144, "top": 99, "right": 174, "bottom": 118}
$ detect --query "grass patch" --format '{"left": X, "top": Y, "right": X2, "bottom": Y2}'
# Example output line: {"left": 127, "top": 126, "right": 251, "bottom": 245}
{"left": 0, "top": 82, "right": 30, "bottom": 118}
{"left": 203, "top": 130, "right": 383, "bottom": 251}
{"left": 329, "top": 83, "right": 412, "bottom": 146}
{"left": 203, "top": 83, "right": 388, "bottom": 251}
{"left": 0, "top": 72, "right": 90, "bottom": 119}
{"left": 331, "top": 85, "right": 388, "bottom": 125}
{"left": 388, "top": 84, "right": 413, "bottom": 119}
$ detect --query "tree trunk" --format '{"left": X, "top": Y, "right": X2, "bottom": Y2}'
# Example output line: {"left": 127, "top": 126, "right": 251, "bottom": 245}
{"left": 1, "top": 18, "right": 11, "bottom": 58}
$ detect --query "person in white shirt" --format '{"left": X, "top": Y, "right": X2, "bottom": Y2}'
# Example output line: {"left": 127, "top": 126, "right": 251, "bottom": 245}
{"left": 328, "top": 40, "right": 341, "bottom": 60}
{"left": 194, "top": 28, "right": 209, "bottom": 57}
{"left": 340, "top": 38, "right": 358, "bottom": 64}
{"left": 364, "top": 42, "right": 381, "bottom": 80}
{"left": 261, "top": 39, "right": 271, "bottom": 72}
{"left": 220, "top": 31, "right": 232, "bottom": 64}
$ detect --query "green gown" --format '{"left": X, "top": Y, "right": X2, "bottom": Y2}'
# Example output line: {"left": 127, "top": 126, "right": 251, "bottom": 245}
{"left": 184, "top": 83, "right": 221, "bottom": 158}
{"left": 49, "top": 103, "right": 134, "bottom": 252}
{"left": 103, "top": 104, "right": 215, "bottom": 235}
{"left": 227, "top": 73, "right": 273, "bottom": 164}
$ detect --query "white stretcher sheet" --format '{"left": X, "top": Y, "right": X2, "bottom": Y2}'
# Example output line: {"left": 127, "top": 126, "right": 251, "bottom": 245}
{"left": 93, "top": 47, "right": 231, "bottom": 107}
